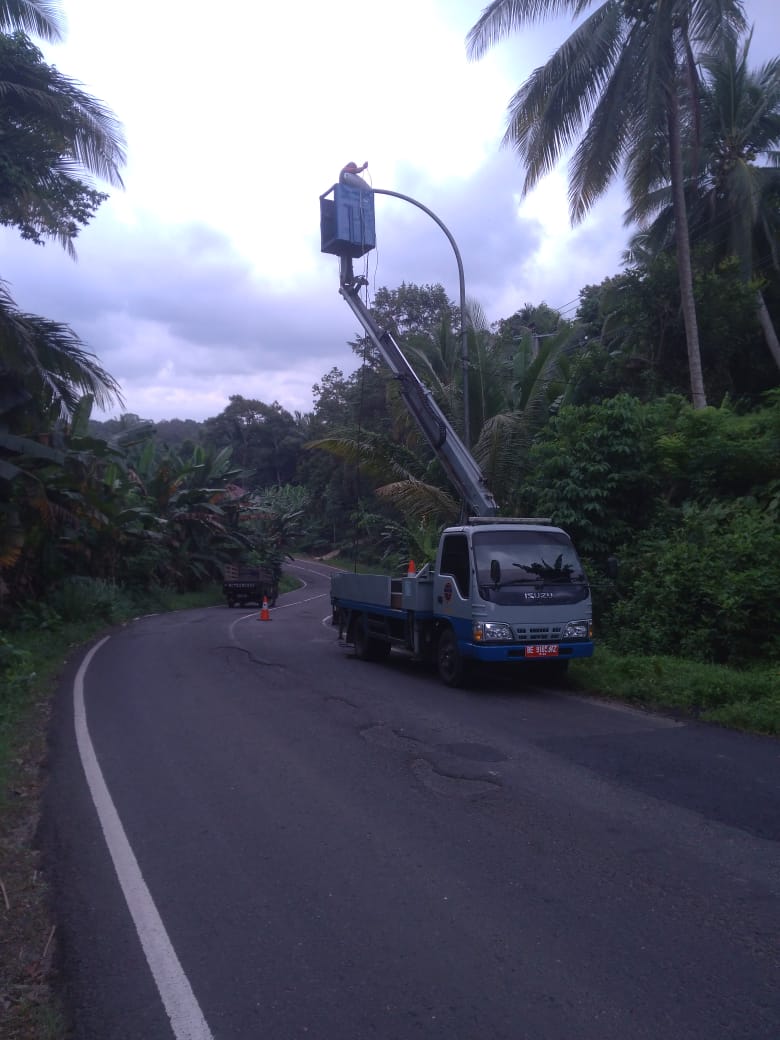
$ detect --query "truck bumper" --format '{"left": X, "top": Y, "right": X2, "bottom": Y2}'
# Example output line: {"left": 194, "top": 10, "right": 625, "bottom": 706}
{"left": 462, "top": 641, "right": 594, "bottom": 664}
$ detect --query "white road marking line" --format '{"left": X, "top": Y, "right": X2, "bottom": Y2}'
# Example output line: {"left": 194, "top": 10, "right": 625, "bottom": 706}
{"left": 286, "top": 562, "right": 335, "bottom": 579}
{"left": 274, "top": 592, "right": 328, "bottom": 609}
{"left": 74, "top": 637, "right": 215, "bottom": 1040}
{"left": 229, "top": 612, "right": 254, "bottom": 642}
{"left": 234, "top": 593, "right": 328, "bottom": 624}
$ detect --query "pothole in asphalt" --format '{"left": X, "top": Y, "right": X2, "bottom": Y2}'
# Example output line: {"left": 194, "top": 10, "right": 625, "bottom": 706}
{"left": 360, "top": 724, "right": 424, "bottom": 753}
{"left": 411, "top": 758, "right": 502, "bottom": 798}
{"left": 437, "top": 742, "right": 508, "bottom": 762}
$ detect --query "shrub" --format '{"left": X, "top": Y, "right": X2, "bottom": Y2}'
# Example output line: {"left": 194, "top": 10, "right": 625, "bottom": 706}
{"left": 47, "top": 576, "right": 135, "bottom": 625}
{"left": 606, "top": 500, "right": 780, "bottom": 666}
{"left": 0, "top": 634, "right": 35, "bottom": 707}
{"left": 656, "top": 391, "right": 780, "bottom": 505}
{"left": 521, "top": 394, "right": 678, "bottom": 560}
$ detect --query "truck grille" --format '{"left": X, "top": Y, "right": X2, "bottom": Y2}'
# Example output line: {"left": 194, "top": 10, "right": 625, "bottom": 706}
{"left": 514, "top": 624, "right": 563, "bottom": 643}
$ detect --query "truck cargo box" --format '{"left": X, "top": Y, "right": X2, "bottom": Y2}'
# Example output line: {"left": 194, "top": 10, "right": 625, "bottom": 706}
{"left": 331, "top": 571, "right": 434, "bottom": 613}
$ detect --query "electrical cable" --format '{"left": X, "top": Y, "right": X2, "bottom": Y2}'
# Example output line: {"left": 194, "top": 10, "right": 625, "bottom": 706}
{"left": 349, "top": 162, "right": 375, "bottom": 573}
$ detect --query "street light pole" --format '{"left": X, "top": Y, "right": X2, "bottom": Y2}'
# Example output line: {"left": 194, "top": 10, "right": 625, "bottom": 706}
{"left": 371, "top": 188, "right": 471, "bottom": 448}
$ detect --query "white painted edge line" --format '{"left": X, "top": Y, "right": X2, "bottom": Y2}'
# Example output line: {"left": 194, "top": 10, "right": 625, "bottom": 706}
{"left": 274, "top": 592, "right": 328, "bottom": 610}
{"left": 233, "top": 592, "right": 328, "bottom": 627}
{"left": 74, "top": 637, "right": 215, "bottom": 1040}
{"left": 286, "top": 562, "right": 338, "bottom": 578}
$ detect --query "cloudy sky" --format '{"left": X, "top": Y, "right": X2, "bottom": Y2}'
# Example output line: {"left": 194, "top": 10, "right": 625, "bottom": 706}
{"left": 2, "top": 0, "right": 778, "bottom": 422}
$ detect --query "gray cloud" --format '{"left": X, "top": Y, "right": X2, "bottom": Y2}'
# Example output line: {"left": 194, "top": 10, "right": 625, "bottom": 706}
{"left": 0, "top": 156, "right": 626, "bottom": 423}
{"left": 371, "top": 151, "right": 628, "bottom": 320}
{"left": 3, "top": 0, "right": 772, "bottom": 424}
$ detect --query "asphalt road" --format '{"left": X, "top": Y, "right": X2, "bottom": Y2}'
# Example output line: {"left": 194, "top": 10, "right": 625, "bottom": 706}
{"left": 43, "top": 560, "right": 780, "bottom": 1040}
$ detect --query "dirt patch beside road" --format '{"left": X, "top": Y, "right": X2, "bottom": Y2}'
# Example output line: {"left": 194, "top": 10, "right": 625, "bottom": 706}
{"left": 1, "top": 693, "right": 65, "bottom": 1039}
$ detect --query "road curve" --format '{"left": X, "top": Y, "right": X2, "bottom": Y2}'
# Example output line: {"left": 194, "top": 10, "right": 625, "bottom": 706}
{"left": 43, "top": 560, "right": 780, "bottom": 1040}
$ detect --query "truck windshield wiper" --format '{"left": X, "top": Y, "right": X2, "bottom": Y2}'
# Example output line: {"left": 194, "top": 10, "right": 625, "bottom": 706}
{"left": 480, "top": 578, "right": 543, "bottom": 589}
{"left": 481, "top": 576, "right": 585, "bottom": 589}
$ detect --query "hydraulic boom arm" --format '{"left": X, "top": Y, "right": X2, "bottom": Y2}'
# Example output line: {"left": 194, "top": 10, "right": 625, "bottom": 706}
{"left": 339, "top": 257, "right": 499, "bottom": 518}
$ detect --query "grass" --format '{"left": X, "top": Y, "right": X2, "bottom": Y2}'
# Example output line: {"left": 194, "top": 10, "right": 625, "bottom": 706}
{"left": 570, "top": 645, "right": 780, "bottom": 735}
{"left": 1, "top": 582, "right": 777, "bottom": 1038}
{"left": 1, "top": 620, "right": 94, "bottom": 1038}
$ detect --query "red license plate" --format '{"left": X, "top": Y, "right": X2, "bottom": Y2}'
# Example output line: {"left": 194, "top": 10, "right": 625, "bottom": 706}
{"left": 525, "top": 644, "right": 559, "bottom": 657}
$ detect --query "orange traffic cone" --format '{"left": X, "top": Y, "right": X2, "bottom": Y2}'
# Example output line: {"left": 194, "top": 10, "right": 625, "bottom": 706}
{"left": 408, "top": 560, "right": 416, "bottom": 576}
{"left": 259, "top": 596, "right": 271, "bottom": 621}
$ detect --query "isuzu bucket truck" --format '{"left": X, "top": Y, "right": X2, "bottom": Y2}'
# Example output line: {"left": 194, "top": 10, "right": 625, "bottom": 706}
{"left": 319, "top": 168, "right": 593, "bottom": 686}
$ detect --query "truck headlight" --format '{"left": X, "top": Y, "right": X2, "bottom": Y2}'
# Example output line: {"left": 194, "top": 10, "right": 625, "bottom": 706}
{"left": 473, "top": 622, "right": 514, "bottom": 642}
{"left": 563, "top": 620, "right": 592, "bottom": 640}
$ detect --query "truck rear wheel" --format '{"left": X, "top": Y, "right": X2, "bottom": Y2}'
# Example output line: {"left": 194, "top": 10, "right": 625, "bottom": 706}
{"left": 353, "top": 619, "right": 391, "bottom": 662}
{"left": 437, "top": 628, "right": 468, "bottom": 687}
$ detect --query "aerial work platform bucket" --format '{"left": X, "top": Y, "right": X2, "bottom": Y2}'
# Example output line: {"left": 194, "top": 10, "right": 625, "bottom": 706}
{"left": 320, "top": 164, "right": 375, "bottom": 258}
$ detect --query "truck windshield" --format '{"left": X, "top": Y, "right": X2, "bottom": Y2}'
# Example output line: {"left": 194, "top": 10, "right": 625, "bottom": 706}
{"left": 473, "top": 529, "right": 588, "bottom": 604}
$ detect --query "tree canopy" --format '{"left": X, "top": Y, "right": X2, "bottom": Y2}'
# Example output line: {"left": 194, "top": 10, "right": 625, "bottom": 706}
{"left": 0, "top": 31, "right": 125, "bottom": 254}
{"left": 467, "top": 0, "right": 748, "bottom": 408}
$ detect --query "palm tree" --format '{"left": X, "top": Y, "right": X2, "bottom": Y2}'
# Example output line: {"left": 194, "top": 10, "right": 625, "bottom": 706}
{"left": 312, "top": 295, "right": 583, "bottom": 525}
{"left": 626, "top": 32, "right": 780, "bottom": 372}
{"left": 0, "top": 31, "right": 126, "bottom": 254}
{"left": 0, "top": 281, "right": 123, "bottom": 429}
{"left": 467, "top": 0, "right": 746, "bottom": 409}
{"left": 0, "top": 2, "right": 124, "bottom": 253}
{"left": 0, "top": 0, "right": 63, "bottom": 39}
{"left": 0, "top": 4, "right": 125, "bottom": 426}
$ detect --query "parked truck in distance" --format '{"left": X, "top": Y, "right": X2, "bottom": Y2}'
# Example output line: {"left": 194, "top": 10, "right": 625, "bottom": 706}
{"left": 222, "top": 563, "right": 278, "bottom": 609}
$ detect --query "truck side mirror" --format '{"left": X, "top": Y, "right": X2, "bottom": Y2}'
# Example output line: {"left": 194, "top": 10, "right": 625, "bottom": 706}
{"left": 607, "top": 555, "right": 619, "bottom": 580}
{"left": 490, "top": 559, "right": 501, "bottom": 586}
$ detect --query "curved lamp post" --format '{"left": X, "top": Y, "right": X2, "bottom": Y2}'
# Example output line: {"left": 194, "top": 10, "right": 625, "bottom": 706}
{"left": 372, "top": 188, "right": 471, "bottom": 448}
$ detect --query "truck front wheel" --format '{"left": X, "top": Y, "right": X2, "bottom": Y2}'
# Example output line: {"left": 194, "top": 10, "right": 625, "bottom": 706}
{"left": 437, "top": 628, "right": 468, "bottom": 687}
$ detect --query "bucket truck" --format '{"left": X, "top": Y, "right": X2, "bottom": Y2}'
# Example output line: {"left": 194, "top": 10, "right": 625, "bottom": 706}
{"left": 319, "top": 170, "right": 593, "bottom": 686}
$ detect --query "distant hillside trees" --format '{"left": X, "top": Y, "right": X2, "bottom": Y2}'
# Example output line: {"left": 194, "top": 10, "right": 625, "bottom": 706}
{"left": 202, "top": 396, "right": 305, "bottom": 489}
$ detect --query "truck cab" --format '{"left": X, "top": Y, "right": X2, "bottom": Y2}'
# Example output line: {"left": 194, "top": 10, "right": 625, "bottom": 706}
{"left": 431, "top": 520, "right": 593, "bottom": 683}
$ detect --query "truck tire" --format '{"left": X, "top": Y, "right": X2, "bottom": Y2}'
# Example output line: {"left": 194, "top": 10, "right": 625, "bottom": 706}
{"left": 437, "top": 628, "right": 468, "bottom": 687}
{"left": 353, "top": 619, "right": 390, "bottom": 662}
{"left": 371, "top": 639, "right": 392, "bottom": 661}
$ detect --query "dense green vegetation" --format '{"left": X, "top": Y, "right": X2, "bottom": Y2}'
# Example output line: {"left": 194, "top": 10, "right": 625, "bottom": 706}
{"left": 4, "top": 282, "right": 777, "bottom": 730}
{"left": 2, "top": 3, "right": 779, "bottom": 742}
{"left": 467, "top": 0, "right": 753, "bottom": 409}
{"left": 4, "top": 3, "right": 775, "bottom": 1036}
